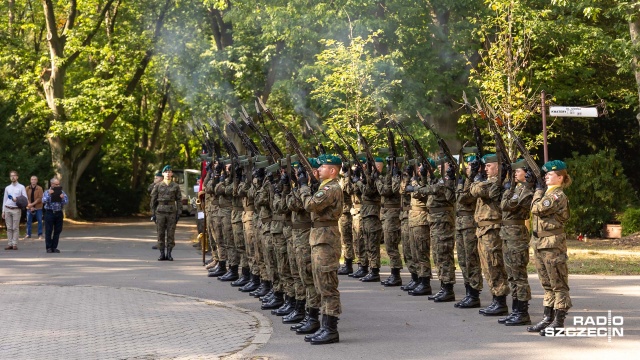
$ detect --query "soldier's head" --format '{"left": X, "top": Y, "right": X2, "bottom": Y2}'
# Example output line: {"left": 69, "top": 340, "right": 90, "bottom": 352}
{"left": 511, "top": 159, "right": 527, "bottom": 183}
{"left": 162, "top": 165, "right": 173, "bottom": 181}
{"left": 482, "top": 154, "right": 498, "bottom": 177}
{"left": 542, "top": 160, "right": 571, "bottom": 188}
{"left": 154, "top": 172, "right": 163, "bottom": 183}
{"left": 317, "top": 155, "right": 342, "bottom": 181}
{"left": 375, "top": 157, "right": 384, "bottom": 174}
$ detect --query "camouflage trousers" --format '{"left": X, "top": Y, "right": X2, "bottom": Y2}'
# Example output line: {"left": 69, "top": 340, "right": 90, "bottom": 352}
{"left": 430, "top": 221, "right": 456, "bottom": 284}
{"left": 242, "top": 212, "right": 257, "bottom": 275}
{"left": 213, "top": 215, "right": 226, "bottom": 261}
{"left": 232, "top": 219, "right": 247, "bottom": 268}
{"left": 501, "top": 225, "right": 531, "bottom": 301}
{"left": 273, "top": 231, "right": 292, "bottom": 294}
{"left": 286, "top": 226, "right": 304, "bottom": 300}
{"left": 253, "top": 215, "right": 267, "bottom": 279}
{"left": 477, "top": 228, "right": 510, "bottom": 296}
{"left": 410, "top": 225, "right": 431, "bottom": 278}
{"left": 352, "top": 213, "right": 368, "bottom": 267}
{"left": 533, "top": 244, "right": 572, "bottom": 310}
{"left": 294, "top": 227, "right": 319, "bottom": 308}
{"left": 206, "top": 213, "right": 218, "bottom": 261}
{"left": 311, "top": 230, "right": 341, "bottom": 317}
{"left": 221, "top": 214, "right": 237, "bottom": 266}
{"left": 156, "top": 212, "right": 177, "bottom": 250}
{"left": 384, "top": 210, "right": 403, "bottom": 269}
{"left": 339, "top": 212, "right": 354, "bottom": 260}
{"left": 262, "top": 227, "right": 278, "bottom": 287}
{"left": 401, "top": 216, "right": 415, "bottom": 274}
{"left": 455, "top": 221, "right": 482, "bottom": 290}
{"left": 363, "top": 216, "right": 383, "bottom": 269}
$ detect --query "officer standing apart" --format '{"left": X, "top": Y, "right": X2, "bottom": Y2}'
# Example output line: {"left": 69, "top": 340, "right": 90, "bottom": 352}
{"left": 149, "top": 171, "right": 163, "bottom": 250}
{"left": 298, "top": 155, "right": 344, "bottom": 345}
{"left": 150, "top": 165, "right": 182, "bottom": 261}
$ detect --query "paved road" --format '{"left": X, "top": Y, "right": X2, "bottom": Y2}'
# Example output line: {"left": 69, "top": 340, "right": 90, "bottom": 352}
{"left": 1, "top": 220, "right": 638, "bottom": 359}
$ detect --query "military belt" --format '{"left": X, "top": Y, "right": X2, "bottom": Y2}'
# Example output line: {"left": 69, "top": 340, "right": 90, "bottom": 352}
{"left": 233, "top": 206, "right": 244, "bottom": 211}
{"left": 429, "top": 206, "right": 453, "bottom": 213}
{"left": 218, "top": 205, "right": 232, "bottom": 209}
{"left": 159, "top": 201, "right": 174, "bottom": 205}
{"left": 411, "top": 206, "right": 428, "bottom": 212}
{"left": 502, "top": 219, "right": 526, "bottom": 226}
{"left": 402, "top": 207, "right": 412, "bottom": 211}
{"left": 534, "top": 228, "right": 564, "bottom": 237}
{"left": 477, "top": 220, "right": 501, "bottom": 227}
{"left": 272, "top": 215, "right": 286, "bottom": 221}
{"left": 382, "top": 204, "right": 401, "bottom": 209}
{"left": 291, "top": 222, "right": 312, "bottom": 230}
{"left": 313, "top": 220, "right": 339, "bottom": 228}
{"left": 261, "top": 217, "right": 272, "bottom": 225}
{"left": 361, "top": 200, "right": 381, "bottom": 206}
{"left": 243, "top": 206, "right": 255, "bottom": 212}
{"left": 456, "top": 210, "right": 474, "bottom": 217}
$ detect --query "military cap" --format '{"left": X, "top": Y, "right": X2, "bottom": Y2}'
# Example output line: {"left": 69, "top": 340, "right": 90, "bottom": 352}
{"left": 374, "top": 157, "right": 384, "bottom": 163}
{"left": 319, "top": 154, "right": 342, "bottom": 166}
{"left": 279, "top": 154, "right": 299, "bottom": 167}
{"left": 265, "top": 162, "right": 281, "bottom": 174}
{"left": 155, "top": 171, "right": 163, "bottom": 177}
{"left": 255, "top": 160, "right": 269, "bottom": 169}
{"left": 462, "top": 147, "right": 479, "bottom": 155}
{"left": 426, "top": 158, "right": 436, "bottom": 168}
{"left": 308, "top": 157, "right": 321, "bottom": 169}
{"left": 542, "top": 160, "right": 567, "bottom": 172}
{"left": 406, "top": 159, "right": 418, "bottom": 166}
{"left": 465, "top": 155, "right": 477, "bottom": 163}
{"left": 481, "top": 153, "right": 498, "bottom": 164}
{"left": 162, "top": 165, "right": 172, "bottom": 173}
{"left": 395, "top": 156, "right": 405, "bottom": 163}
{"left": 223, "top": 159, "right": 232, "bottom": 165}
{"left": 511, "top": 158, "right": 527, "bottom": 170}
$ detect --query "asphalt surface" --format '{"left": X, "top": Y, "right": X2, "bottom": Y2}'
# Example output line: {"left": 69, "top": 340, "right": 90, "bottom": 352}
{"left": 1, "top": 219, "right": 638, "bottom": 359}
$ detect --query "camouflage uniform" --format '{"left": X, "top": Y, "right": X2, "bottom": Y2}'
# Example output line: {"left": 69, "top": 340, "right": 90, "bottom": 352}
{"left": 231, "top": 179, "right": 248, "bottom": 269}
{"left": 376, "top": 172, "right": 403, "bottom": 269}
{"left": 206, "top": 178, "right": 226, "bottom": 262}
{"left": 216, "top": 178, "right": 236, "bottom": 266}
{"left": 255, "top": 179, "right": 278, "bottom": 287}
{"left": 417, "top": 177, "right": 456, "bottom": 284}
{"left": 237, "top": 179, "right": 258, "bottom": 277}
{"left": 500, "top": 182, "right": 534, "bottom": 302}
{"left": 409, "top": 176, "right": 431, "bottom": 279}
{"left": 347, "top": 179, "right": 367, "bottom": 268}
{"left": 248, "top": 181, "right": 267, "bottom": 280}
{"left": 204, "top": 175, "right": 219, "bottom": 262}
{"left": 150, "top": 181, "right": 182, "bottom": 250}
{"left": 531, "top": 186, "right": 572, "bottom": 310}
{"left": 272, "top": 185, "right": 294, "bottom": 296}
{"left": 470, "top": 176, "right": 509, "bottom": 297}
{"left": 300, "top": 178, "right": 344, "bottom": 317}
{"left": 355, "top": 177, "right": 382, "bottom": 269}
{"left": 338, "top": 177, "right": 354, "bottom": 261}
{"left": 399, "top": 176, "right": 414, "bottom": 274}
{"left": 455, "top": 178, "right": 482, "bottom": 291}
{"left": 287, "top": 187, "right": 318, "bottom": 307}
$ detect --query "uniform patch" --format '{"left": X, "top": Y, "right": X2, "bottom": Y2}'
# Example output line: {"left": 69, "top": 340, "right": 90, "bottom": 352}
{"left": 552, "top": 194, "right": 559, "bottom": 200}
{"left": 315, "top": 191, "right": 325, "bottom": 198}
{"left": 323, "top": 186, "right": 330, "bottom": 190}
{"left": 512, "top": 194, "right": 519, "bottom": 200}
{"left": 542, "top": 199, "right": 551, "bottom": 207}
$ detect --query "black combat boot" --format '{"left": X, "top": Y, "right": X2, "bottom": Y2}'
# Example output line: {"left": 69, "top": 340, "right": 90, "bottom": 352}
{"left": 506, "top": 300, "right": 531, "bottom": 326}
{"left": 337, "top": 258, "right": 353, "bottom": 275}
{"left": 165, "top": 248, "right": 173, "bottom": 261}
{"left": 401, "top": 273, "right": 419, "bottom": 291}
{"left": 454, "top": 284, "right": 471, "bottom": 308}
{"left": 296, "top": 308, "right": 320, "bottom": 335}
{"left": 382, "top": 268, "right": 403, "bottom": 287}
{"left": 273, "top": 295, "right": 295, "bottom": 316}
{"left": 479, "top": 295, "right": 498, "bottom": 314}
{"left": 360, "top": 267, "right": 380, "bottom": 282}
{"left": 158, "top": 249, "right": 166, "bottom": 261}
{"left": 483, "top": 295, "right": 508, "bottom": 316}
{"left": 260, "top": 288, "right": 275, "bottom": 303}
{"left": 458, "top": 286, "right": 481, "bottom": 308}
{"left": 252, "top": 281, "right": 271, "bottom": 298}
{"left": 540, "top": 309, "right": 567, "bottom": 336}
{"left": 208, "top": 260, "right": 227, "bottom": 277}
{"left": 499, "top": 298, "right": 519, "bottom": 324}
{"left": 304, "top": 314, "right": 326, "bottom": 342}
{"left": 240, "top": 274, "right": 261, "bottom": 292}
{"left": 310, "top": 315, "right": 339, "bottom": 345}
{"left": 428, "top": 282, "right": 445, "bottom": 300}
{"left": 231, "top": 267, "right": 251, "bottom": 287}
{"left": 262, "top": 291, "right": 284, "bottom": 310}
{"left": 290, "top": 308, "right": 311, "bottom": 331}
{"left": 433, "top": 283, "right": 455, "bottom": 302}
{"left": 408, "top": 277, "right": 432, "bottom": 296}
{"left": 349, "top": 265, "right": 368, "bottom": 278}
{"left": 283, "top": 300, "right": 306, "bottom": 324}
{"left": 219, "top": 265, "right": 239, "bottom": 282}
{"left": 527, "top": 306, "right": 555, "bottom": 333}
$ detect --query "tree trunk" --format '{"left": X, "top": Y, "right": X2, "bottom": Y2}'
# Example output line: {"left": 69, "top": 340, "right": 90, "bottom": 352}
{"left": 629, "top": 8, "right": 640, "bottom": 135}
{"left": 8, "top": 0, "right": 15, "bottom": 37}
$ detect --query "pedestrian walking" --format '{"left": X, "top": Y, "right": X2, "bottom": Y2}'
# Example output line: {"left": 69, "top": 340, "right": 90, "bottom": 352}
{"left": 42, "top": 177, "right": 68, "bottom": 253}
{"left": 25, "top": 175, "right": 44, "bottom": 240}
{"left": 3, "top": 170, "right": 27, "bottom": 250}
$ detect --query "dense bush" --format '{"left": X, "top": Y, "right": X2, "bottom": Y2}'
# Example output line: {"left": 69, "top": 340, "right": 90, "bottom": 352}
{"left": 618, "top": 207, "right": 640, "bottom": 236}
{"left": 564, "top": 151, "right": 638, "bottom": 236}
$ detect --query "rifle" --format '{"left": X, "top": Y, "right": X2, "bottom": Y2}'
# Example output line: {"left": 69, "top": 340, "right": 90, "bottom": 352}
{"left": 256, "top": 97, "right": 318, "bottom": 185}
{"left": 416, "top": 111, "right": 463, "bottom": 180}
{"left": 332, "top": 126, "right": 368, "bottom": 183}
{"left": 481, "top": 100, "right": 515, "bottom": 187}
{"left": 388, "top": 119, "right": 415, "bottom": 176}
{"left": 240, "top": 105, "right": 281, "bottom": 163}
{"left": 305, "top": 119, "right": 327, "bottom": 155}
{"left": 392, "top": 119, "right": 436, "bottom": 180}
{"left": 461, "top": 92, "right": 485, "bottom": 166}
{"left": 254, "top": 101, "right": 284, "bottom": 161}
{"left": 223, "top": 111, "right": 261, "bottom": 156}
{"left": 348, "top": 119, "right": 378, "bottom": 178}
{"left": 382, "top": 114, "right": 400, "bottom": 176}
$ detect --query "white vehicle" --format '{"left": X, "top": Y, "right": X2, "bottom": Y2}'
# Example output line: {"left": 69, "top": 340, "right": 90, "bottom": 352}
{"left": 171, "top": 169, "right": 200, "bottom": 216}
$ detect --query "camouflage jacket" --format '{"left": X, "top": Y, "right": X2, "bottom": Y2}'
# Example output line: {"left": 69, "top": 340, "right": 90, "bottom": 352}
{"left": 355, "top": 177, "right": 381, "bottom": 219}
{"left": 300, "top": 178, "right": 343, "bottom": 246}
{"left": 501, "top": 183, "right": 534, "bottom": 221}
{"left": 531, "top": 186, "right": 570, "bottom": 250}
{"left": 455, "top": 178, "right": 476, "bottom": 230}
{"left": 150, "top": 181, "right": 182, "bottom": 214}
{"left": 469, "top": 176, "right": 502, "bottom": 236}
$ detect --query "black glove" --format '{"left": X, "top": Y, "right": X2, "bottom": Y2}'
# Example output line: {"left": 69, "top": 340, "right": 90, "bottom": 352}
{"left": 501, "top": 163, "right": 510, "bottom": 183}
{"left": 446, "top": 166, "right": 456, "bottom": 180}
{"left": 404, "top": 185, "right": 415, "bottom": 193}
{"left": 341, "top": 164, "right": 349, "bottom": 174}
{"left": 274, "top": 184, "right": 282, "bottom": 194}
{"left": 175, "top": 213, "right": 180, "bottom": 224}
{"left": 474, "top": 172, "right": 485, "bottom": 182}
{"left": 297, "top": 168, "right": 308, "bottom": 187}
{"left": 419, "top": 164, "right": 428, "bottom": 177}
{"left": 215, "top": 162, "right": 223, "bottom": 173}
{"left": 536, "top": 175, "right": 546, "bottom": 191}
{"left": 469, "top": 160, "right": 481, "bottom": 179}
{"left": 525, "top": 168, "right": 535, "bottom": 183}
{"left": 503, "top": 181, "right": 511, "bottom": 190}
{"left": 404, "top": 165, "right": 414, "bottom": 176}
{"left": 254, "top": 168, "right": 265, "bottom": 183}
{"left": 392, "top": 165, "right": 399, "bottom": 177}
{"left": 457, "top": 175, "right": 465, "bottom": 185}
{"left": 386, "top": 156, "right": 394, "bottom": 165}
{"left": 235, "top": 165, "right": 243, "bottom": 178}
{"left": 219, "top": 173, "right": 226, "bottom": 183}
{"left": 354, "top": 166, "right": 362, "bottom": 178}
{"left": 206, "top": 162, "right": 213, "bottom": 173}
{"left": 280, "top": 171, "right": 290, "bottom": 185}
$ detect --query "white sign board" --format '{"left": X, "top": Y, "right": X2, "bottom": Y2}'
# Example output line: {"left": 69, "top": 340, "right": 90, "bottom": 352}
{"left": 549, "top": 106, "right": 598, "bottom": 118}
{"left": 193, "top": 185, "right": 200, "bottom": 193}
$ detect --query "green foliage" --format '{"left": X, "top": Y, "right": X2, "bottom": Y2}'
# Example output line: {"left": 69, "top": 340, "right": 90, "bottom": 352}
{"left": 618, "top": 207, "right": 640, "bottom": 236}
{"left": 565, "top": 150, "right": 638, "bottom": 236}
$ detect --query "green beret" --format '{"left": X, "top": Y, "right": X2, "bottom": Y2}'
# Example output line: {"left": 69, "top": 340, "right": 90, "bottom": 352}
{"left": 155, "top": 172, "right": 163, "bottom": 177}
{"left": 465, "top": 155, "right": 477, "bottom": 163}
{"left": 426, "top": 158, "right": 436, "bottom": 168}
{"left": 319, "top": 154, "right": 342, "bottom": 166}
{"left": 162, "top": 165, "right": 172, "bottom": 173}
{"left": 542, "top": 160, "right": 567, "bottom": 172}
{"left": 481, "top": 154, "right": 498, "bottom": 164}
{"left": 308, "top": 157, "right": 321, "bottom": 169}
{"left": 511, "top": 158, "right": 527, "bottom": 170}
{"left": 374, "top": 157, "right": 384, "bottom": 163}
{"left": 462, "top": 147, "right": 478, "bottom": 155}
